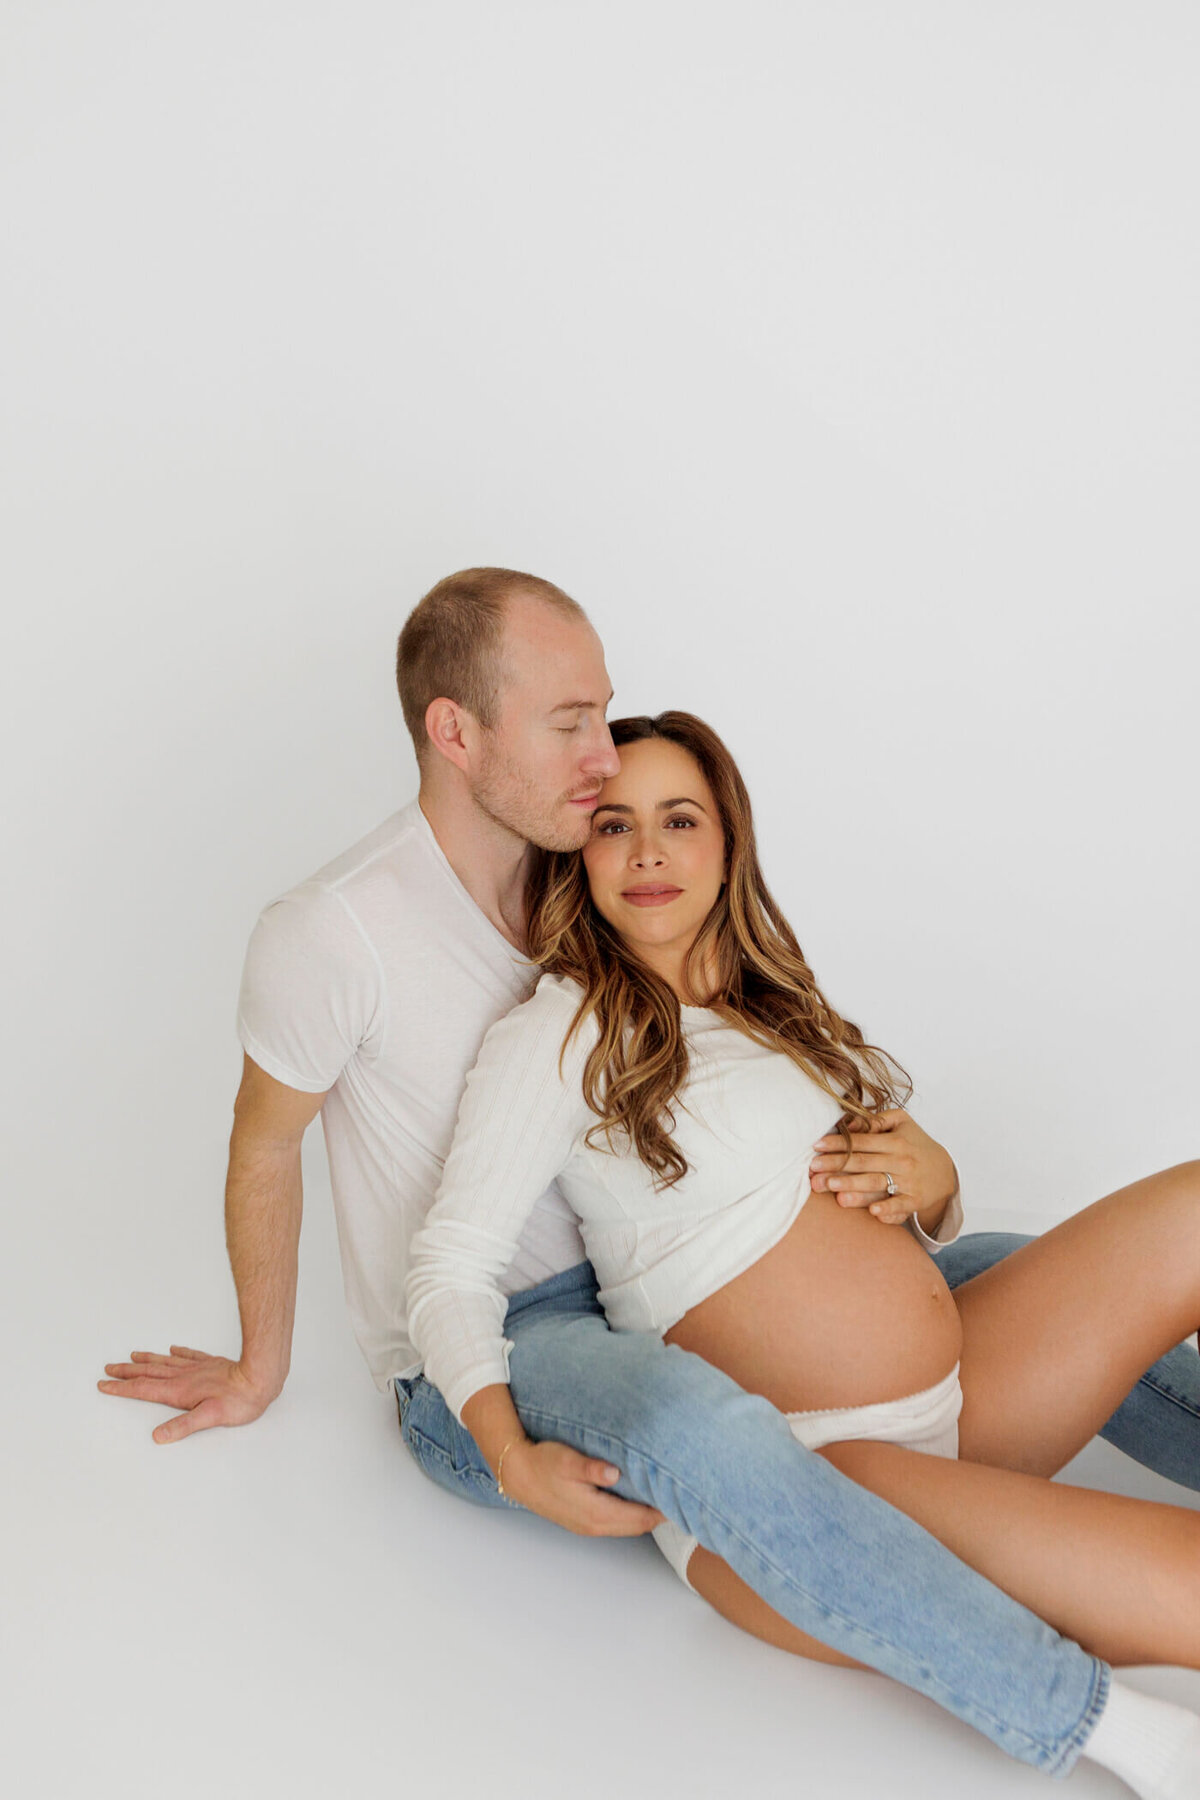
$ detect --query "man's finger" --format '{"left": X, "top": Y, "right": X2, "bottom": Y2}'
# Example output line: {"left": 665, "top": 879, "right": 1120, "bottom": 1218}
{"left": 128, "top": 1350, "right": 176, "bottom": 1364}
{"left": 98, "top": 1375, "right": 186, "bottom": 1403}
{"left": 153, "top": 1401, "right": 221, "bottom": 1445}
{"left": 169, "top": 1346, "right": 211, "bottom": 1360}
{"left": 103, "top": 1361, "right": 178, "bottom": 1380}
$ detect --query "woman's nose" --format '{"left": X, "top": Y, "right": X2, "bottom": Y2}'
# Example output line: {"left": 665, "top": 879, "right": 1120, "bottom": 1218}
{"left": 630, "top": 836, "right": 666, "bottom": 868}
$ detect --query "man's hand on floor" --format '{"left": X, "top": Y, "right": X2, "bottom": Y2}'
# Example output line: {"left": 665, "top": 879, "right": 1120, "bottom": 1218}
{"left": 97, "top": 1346, "right": 276, "bottom": 1443}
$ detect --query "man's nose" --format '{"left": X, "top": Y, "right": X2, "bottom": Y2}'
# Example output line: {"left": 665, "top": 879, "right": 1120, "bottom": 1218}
{"left": 583, "top": 726, "right": 620, "bottom": 780}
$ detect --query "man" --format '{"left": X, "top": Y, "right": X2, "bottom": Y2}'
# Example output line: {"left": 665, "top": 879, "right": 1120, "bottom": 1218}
{"left": 100, "top": 567, "right": 1200, "bottom": 1782}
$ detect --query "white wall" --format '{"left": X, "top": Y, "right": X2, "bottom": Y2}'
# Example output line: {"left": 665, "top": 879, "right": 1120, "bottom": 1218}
{"left": 4, "top": 8, "right": 1199, "bottom": 1798}
{"left": 6, "top": 3, "right": 1195, "bottom": 1239}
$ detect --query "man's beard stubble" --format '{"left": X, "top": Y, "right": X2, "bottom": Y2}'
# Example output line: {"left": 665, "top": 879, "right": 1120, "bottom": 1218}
{"left": 471, "top": 753, "right": 594, "bottom": 854}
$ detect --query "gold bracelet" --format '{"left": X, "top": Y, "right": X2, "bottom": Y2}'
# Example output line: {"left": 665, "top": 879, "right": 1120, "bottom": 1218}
{"left": 496, "top": 1437, "right": 525, "bottom": 1501}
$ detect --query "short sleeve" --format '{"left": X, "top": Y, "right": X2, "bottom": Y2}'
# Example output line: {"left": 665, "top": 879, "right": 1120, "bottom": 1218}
{"left": 236, "top": 884, "right": 385, "bottom": 1094}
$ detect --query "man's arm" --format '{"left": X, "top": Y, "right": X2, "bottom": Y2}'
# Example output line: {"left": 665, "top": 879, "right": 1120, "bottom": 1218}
{"left": 97, "top": 1055, "right": 326, "bottom": 1443}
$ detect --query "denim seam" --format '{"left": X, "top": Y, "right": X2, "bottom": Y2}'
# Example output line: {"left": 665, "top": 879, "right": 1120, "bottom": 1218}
{"left": 517, "top": 1399, "right": 1090, "bottom": 1769}
{"left": 1046, "top": 1657, "right": 1110, "bottom": 1779}
{"left": 1132, "top": 1370, "right": 1200, "bottom": 1419}
{"left": 404, "top": 1423, "right": 498, "bottom": 1489}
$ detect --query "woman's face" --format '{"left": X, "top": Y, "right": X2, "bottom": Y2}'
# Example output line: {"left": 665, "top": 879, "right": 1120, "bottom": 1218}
{"left": 582, "top": 736, "right": 726, "bottom": 988}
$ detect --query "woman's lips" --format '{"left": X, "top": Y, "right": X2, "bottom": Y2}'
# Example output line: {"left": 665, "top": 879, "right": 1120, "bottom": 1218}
{"left": 621, "top": 885, "right": 683, "bottom": 907}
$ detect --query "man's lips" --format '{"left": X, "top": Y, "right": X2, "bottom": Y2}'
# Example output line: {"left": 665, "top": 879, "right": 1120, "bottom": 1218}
{"left": 568, "top": 792, "right": 601, "bottom": 808}
{"left": 621, "top": 884, "right": 683, "bottom": 907}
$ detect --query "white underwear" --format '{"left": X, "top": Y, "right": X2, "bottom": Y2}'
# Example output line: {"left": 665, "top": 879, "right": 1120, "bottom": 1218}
{"left": 652, "top": 1362, "right": 963, "bottom": 1591}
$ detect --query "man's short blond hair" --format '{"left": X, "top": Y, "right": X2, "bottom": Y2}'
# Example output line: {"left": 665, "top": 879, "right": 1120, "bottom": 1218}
{"left": 396, "top": 567, "right": 586, "bottom": 760}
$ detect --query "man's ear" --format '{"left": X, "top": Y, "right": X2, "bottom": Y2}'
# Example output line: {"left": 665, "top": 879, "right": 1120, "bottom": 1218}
{"left": 424, "top": 697, "right": 473, "bottom": 774}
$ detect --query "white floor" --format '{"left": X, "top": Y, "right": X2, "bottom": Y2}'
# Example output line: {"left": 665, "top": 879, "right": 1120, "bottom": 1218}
{"left": 7, "top": 1179, "right": 1198, "bottom": 1800}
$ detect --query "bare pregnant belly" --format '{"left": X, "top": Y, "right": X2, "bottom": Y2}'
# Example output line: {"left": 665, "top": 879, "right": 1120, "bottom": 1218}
{"left": 663, "top": 1191, "right": 963, "bottom": 1414}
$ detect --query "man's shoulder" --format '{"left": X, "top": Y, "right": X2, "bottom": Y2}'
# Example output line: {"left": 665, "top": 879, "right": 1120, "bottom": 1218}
{"left": 246, "top": 803, "right": 426, "bottom": 964}
{"left": 300, "top": 801, "right": 426, "bottom": 896}
{"left": 255, "top": 802, "right": 431, "bottom": 924}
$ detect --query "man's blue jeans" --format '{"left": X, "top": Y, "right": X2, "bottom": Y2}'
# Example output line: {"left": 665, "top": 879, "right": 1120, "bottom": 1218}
{"left": 396, "top": 1232, "right": 1200, "bottom": 1777}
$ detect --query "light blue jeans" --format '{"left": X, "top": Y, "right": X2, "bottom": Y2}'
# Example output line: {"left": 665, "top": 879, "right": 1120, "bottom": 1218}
{"left": 396, "top": 1231, "right": 1200, "bottom": 1777}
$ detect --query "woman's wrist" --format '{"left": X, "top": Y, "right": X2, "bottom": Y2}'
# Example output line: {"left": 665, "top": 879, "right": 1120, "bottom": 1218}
{"left": 496, "top": 1436, "right": 528, "bottom": 1497}
{"left": 461, "top": 1382, "right": 529, "bottom": 1476}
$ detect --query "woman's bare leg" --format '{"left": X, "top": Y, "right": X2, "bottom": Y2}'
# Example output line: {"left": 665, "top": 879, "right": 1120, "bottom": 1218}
{"left": 689, "top": 1441, "right": 1200, "bottom": 1668}
{"left": 952, "top": 1161, "right": 1200, "bottom": 1477}
{"left": 689, "top": 1163, "right": 1200, "bottom": 1667}
{"left": 687, "top": 1547, "right": 868, "bottom": 1668}
{"left": 819, "top": 1442, "right": 1200, "bottom": 1665}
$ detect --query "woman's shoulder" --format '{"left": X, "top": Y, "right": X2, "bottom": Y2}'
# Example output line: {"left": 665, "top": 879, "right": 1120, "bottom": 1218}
{"left": 459, "top": 972, "right": 599, "bottom": 1125}
{"left": 475, "top": 970, "right": 595, "bottom": 1063}
{"left": 532, "top": 970, "right": 588, "bottom": 1008}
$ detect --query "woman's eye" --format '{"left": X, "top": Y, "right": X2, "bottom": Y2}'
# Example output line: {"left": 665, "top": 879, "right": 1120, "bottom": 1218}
{"left": 665, "top": 815, "right": 696, "bottom": 828}
{"left": 595, "top": 821, "right": 628, "bottom": 835}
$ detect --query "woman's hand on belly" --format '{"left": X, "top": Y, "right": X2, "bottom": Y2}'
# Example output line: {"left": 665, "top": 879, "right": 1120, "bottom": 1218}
{"left": 810, "top": 1109, "right": 958, "bottom": 1234}
{"left": 664, "top": 1192, "right": 963, "bottom": 1415}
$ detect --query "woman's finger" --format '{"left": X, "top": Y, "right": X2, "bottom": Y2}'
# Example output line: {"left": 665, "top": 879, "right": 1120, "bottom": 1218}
{"left": 869, "top": 1204, "right": 912, "bottom": 1225}
{"left": 813, "top": 1121, "right": 902, "bottom": 1152}
{"left": 811, "top": 1148, "right": 911, "bottom": 1176}
{"left": 581, "top": 1457, "right": 622, "bottom": 1485}
{"left": 827, "top": 1172, "right": 898, "bottom": 1196}
{"left": 578, "top": 1492, "right": 665, "bottom": 1537}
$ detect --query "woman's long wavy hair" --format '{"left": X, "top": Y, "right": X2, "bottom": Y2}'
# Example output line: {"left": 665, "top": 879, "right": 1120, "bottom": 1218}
{"left": 525, "top": 711, "right": 911, "bottom": 1186}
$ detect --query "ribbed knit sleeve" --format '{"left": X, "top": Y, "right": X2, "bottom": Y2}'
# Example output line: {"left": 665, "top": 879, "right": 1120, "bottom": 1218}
{"left": 907, "top": 1184, "right": 964, "bottom": 1252}
{"left": 405, "top": 976, "right": 595, "bottom": 1422}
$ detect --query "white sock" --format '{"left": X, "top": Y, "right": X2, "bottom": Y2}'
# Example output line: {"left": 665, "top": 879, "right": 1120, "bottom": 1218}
{"left": 1081, "top": 1677, "right": 1200, "bottom": 1799}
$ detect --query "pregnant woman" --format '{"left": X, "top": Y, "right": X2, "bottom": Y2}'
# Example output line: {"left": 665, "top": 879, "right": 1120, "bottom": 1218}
{"left": 407, "top": 710, "right": 1200, "bottom": 1798}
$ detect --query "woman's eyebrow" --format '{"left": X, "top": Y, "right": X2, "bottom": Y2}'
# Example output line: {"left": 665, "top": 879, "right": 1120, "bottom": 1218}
{"left": 593, "top": 797, "right": 707, "bottom": 816}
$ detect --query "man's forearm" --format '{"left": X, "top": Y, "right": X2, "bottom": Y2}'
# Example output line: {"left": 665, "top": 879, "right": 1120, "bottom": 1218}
{"left": 224, "top": 1127, "right": 303, "bottom": 1396}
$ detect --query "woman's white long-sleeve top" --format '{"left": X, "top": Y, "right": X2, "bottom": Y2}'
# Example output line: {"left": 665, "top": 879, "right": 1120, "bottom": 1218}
{"left": 406, "top": 973, "right": 962, "bottom": 1423}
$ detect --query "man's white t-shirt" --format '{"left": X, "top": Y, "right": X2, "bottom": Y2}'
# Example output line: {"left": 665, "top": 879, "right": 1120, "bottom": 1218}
{"left": 236, "top": 800, "right": 587, "bottom": 1390}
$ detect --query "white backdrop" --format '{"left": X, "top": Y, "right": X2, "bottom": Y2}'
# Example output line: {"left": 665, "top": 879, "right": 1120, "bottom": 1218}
{"left": 3, "top": 6, "right": 1198, "bottom": 1798}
